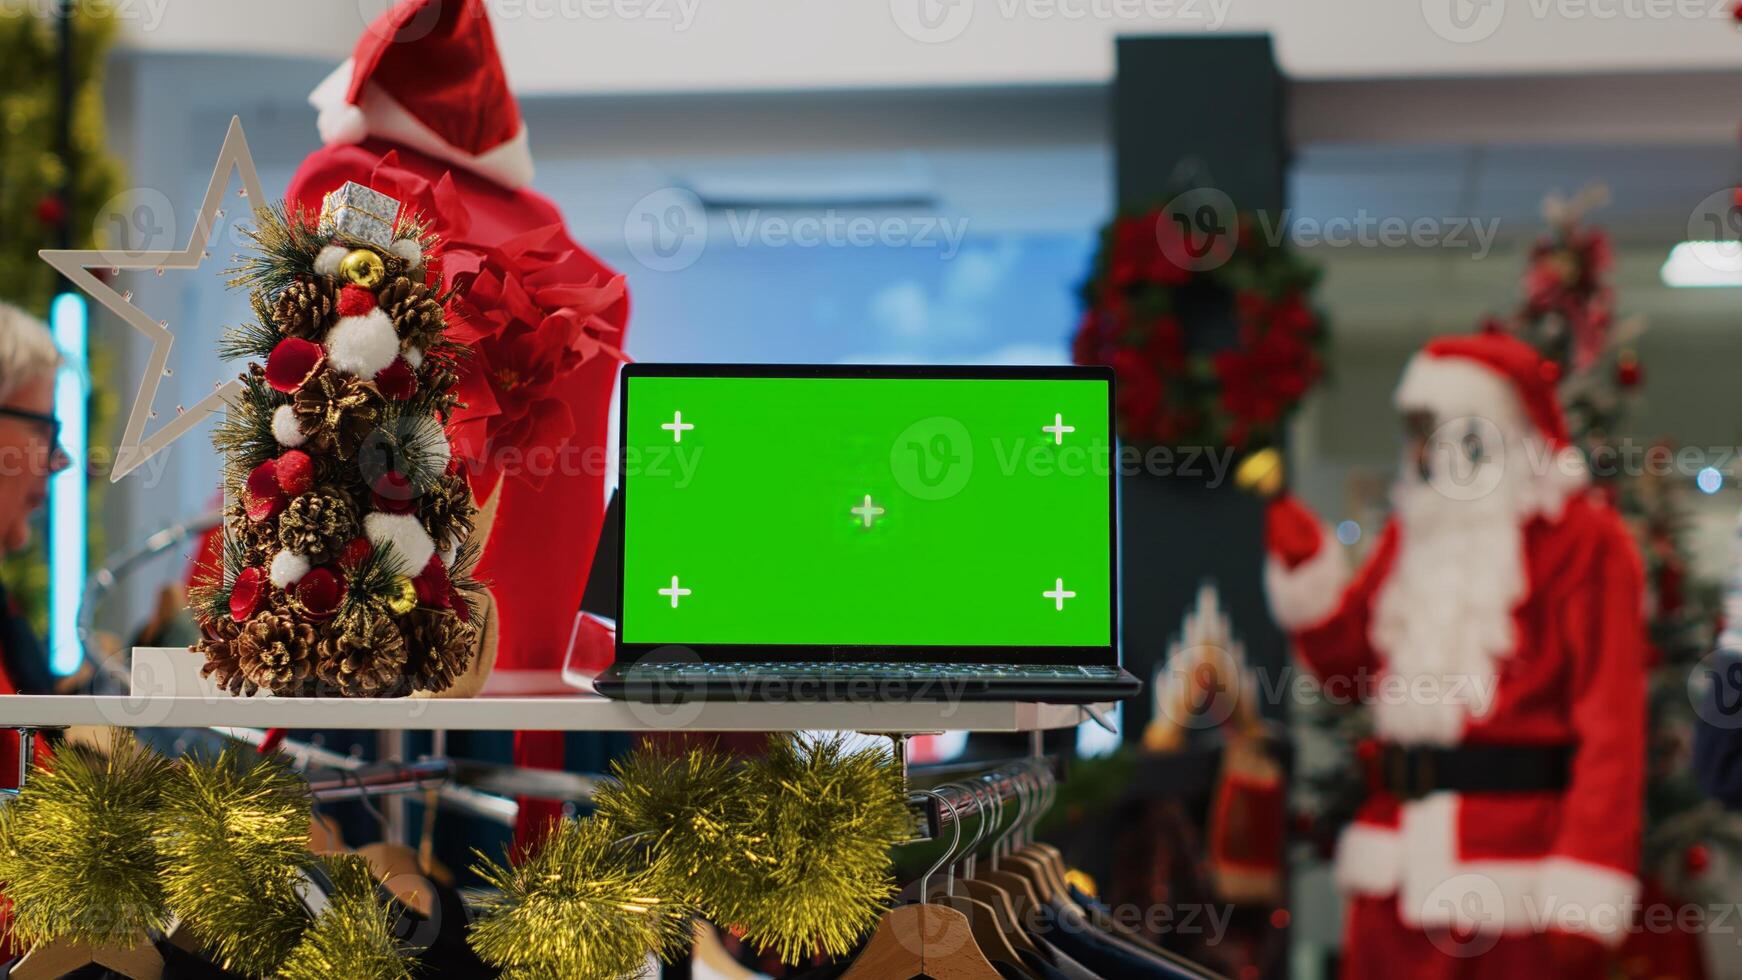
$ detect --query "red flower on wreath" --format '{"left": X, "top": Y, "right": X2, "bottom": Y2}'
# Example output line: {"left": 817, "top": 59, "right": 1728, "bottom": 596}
{"left": 1109, "top": 212, "right": 1192, "bottom": 288}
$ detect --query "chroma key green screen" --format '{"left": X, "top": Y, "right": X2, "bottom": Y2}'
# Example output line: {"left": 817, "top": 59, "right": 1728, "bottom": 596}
{"left": 618, "top": 367, "right": 1115, "bottom": 652}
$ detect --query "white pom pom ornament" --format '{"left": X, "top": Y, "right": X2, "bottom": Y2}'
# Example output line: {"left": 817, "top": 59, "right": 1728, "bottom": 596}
{"left": 269, "top": 551, "right": 311, "bottom": 589}
{"left": 403, "top": 347, "right": 424, "bottom": 369}
{"left": 314, "top": 244, "right": 348, "bottom": 278}
{"left": 390, "top": 238, "right": 424, "bottom": 269}
{"left": 325, "top": 308, "right": 398, "bottom": 378}
{"left": 272, "top": 404, "right": 307, "bottom": 448}
{"left": 364, "top": 512, "right": 436, "bottom": 573}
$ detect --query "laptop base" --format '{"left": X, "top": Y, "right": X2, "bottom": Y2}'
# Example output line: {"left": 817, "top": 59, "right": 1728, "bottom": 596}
{"left": 593, "top": 661, "right": 1142, "bottom": 704}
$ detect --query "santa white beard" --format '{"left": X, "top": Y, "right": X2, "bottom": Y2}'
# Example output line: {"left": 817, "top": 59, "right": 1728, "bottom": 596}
{"left": 1369, "top": 436, "right": 1532, "bottom": 745}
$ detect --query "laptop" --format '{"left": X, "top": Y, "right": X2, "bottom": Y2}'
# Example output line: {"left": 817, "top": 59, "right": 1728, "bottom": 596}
{"left": 592, "top": 364, "right": 1142, "bottom": 704}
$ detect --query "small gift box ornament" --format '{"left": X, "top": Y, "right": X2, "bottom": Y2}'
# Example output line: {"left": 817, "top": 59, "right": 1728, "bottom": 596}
{"left": 318, "top": 181, "right": 401, "bottom": 249}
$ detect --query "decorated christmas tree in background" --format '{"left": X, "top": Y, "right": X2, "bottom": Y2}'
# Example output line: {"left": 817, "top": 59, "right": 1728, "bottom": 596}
{"left": 0, "top": 0, "right": 124, "bottom": 635}
{"left": 1495, "top": 188, "right": 1727, "bottom": 918}
{"left": 190, "top": 182, "right": 485, "bottom": 698}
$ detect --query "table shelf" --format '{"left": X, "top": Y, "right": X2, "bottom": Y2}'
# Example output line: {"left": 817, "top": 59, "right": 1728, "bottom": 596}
{"left": 0, "top": 692, "right": 1107, "bottom": 733}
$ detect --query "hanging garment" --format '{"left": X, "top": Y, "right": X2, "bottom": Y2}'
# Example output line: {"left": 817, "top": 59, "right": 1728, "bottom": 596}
{"left": 1040, "top": 902, "right": 1203, "bottom": 980}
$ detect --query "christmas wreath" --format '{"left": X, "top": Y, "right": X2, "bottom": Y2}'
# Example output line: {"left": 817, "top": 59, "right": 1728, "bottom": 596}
{"left": 1072, "top": 207, "right": 1330, "bottom": 451}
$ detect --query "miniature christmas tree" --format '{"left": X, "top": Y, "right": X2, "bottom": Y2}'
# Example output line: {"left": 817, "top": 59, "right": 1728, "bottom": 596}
{"left": 191, "top": 182, "right": 484, "bottom": 698}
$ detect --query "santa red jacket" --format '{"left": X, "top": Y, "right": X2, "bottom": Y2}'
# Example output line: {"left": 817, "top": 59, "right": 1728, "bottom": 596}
{"left": 1268, "top": 485, "right": 1646, "bottom": 947}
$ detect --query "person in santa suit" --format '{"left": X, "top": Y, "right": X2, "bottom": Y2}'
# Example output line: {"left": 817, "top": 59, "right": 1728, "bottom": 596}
{"left": 1264, "top": 332, "right": 1645, "bottom": 978}
{"left": 286, "top": 0, "right": 627, "bottom": 843}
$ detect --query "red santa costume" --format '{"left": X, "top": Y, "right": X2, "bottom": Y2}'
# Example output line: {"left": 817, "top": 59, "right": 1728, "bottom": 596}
{"left": 287, "top": 0, "right": 626, "bottom": 842}
{"left": 1264, "top": 333, "right": 1645, "bottom": 977}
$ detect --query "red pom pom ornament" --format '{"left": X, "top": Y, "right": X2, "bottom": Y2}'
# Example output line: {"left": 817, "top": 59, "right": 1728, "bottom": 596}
{"left": 265, "top": 338, "right": 326, "bottom": 394}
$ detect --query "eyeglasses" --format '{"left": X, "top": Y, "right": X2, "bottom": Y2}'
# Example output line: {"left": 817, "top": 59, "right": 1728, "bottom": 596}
{"left": 0, "top": 406, "right": 68, "bottom": 472}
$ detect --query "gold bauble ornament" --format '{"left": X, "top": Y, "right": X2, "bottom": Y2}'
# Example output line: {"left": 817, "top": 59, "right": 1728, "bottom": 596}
{"left": 1234, "top": 447, "right": 1285, "bottom": 499}
{"left": 338, "top": 248, "right": 386, "bottom": 289}
{"left": 387, "top": 577, "right": 418, "bottom": 615}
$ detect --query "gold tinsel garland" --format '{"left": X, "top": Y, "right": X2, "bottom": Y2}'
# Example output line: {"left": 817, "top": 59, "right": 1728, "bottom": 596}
{"left": 583, "top": 735, "right": 908, "bottom": 964}
{"left": 0, "top": 733, "right": 909, "bottom": 974}
{"left": 0, "top": 734, "right": 172, "bottom": 948}
{"left": 469, "top": 815, "right": 692, "bottom": 980}
{"left": 276, "top": 855, "right": 412, "bottom": 980}
{"left": 157, "top": 747, "right": 315, "bottom": 975}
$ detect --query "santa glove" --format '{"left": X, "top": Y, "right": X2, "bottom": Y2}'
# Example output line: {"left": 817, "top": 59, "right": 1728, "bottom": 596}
{"left": 1265, "top": 494, "right": 1324, "bottom": 570}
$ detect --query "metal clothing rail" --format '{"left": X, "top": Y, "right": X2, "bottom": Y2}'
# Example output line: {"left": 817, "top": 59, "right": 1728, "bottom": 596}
{"left": 908, "top": 755, "right": 1060, "bottom": 841}
{"left": 305, "top": 758, "right": 453, "bottom": 803}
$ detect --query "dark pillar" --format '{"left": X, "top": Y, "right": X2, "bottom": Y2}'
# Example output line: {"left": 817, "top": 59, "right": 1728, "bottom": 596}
{"left": 1112, "top": 35, "right": 1289, "bottom": 740}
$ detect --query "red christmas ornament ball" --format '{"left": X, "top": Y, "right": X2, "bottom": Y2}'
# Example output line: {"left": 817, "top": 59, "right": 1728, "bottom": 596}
{"left": 229, "top": 566, "right": 266, "bottom": 622}
{"left": 35, "top": 196, "right": 66, "bottom": 227}
{"left": 1616, "top": 354, "right": 1642, "bottom": 390}
{"left": 265, "top": 338, "right": 326, "bottom": 394}
{"left": 413, "top": 554, "right": 453, "bottom": 609}
{"left": 374, "top": 357, "right": 418, "bottom": 401}
{"left": 370, "top": 471, "right": 417, "bottom": 514}
{"left": 336, "top": 285, "right": 377, "bottom": 317}
{"left": 296, "top": 567, "right": 346, "bottom": 620}
{"left": 1685, "top": 843, "right": 1711, "bottom": 876}
{"left": 275, "top": 450, "right": 315, "bottom": 496}
{"left": 245, "top": 460, "right": 286, "bottom": 522}
{"left": 338, "top": 536, "right": 374, "bottom": 569}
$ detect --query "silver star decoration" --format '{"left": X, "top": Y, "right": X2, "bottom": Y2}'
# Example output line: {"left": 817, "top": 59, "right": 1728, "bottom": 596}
{"left": 40, "top": 116, "right": 267, "bottom": 482}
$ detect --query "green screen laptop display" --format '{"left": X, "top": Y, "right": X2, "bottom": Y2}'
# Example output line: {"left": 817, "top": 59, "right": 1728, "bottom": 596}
{"left": 618, "top": 367, "right": 1115, "bottom": 657}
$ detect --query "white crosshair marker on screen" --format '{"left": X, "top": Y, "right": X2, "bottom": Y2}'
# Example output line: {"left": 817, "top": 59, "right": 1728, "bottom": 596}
{"left": 1043, "top": 578, "right": 1077, "bottom": 611}
{"left": 1043, "top": 413, "right": 1075, "bottom": 445}
{"left": 662, "top": 410, "right": 695, "bottom": 443}
{"left": 852, "top": 494, "right": 886, "bottom": 528}
{"left": 658, "top": 576, "right": 692, "bottom": 608}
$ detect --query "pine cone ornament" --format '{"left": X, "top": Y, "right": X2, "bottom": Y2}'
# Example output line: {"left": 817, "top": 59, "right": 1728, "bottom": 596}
{"left": 236, "top": 611, "right": 319, "bottom": 695}
{"left": 293, "top": 373, "right": 385, "bottom": 458}
{"left": 403, "top": 609, "right": 477, "bottom": 694}
{"left": 225, "top": 500, "right": 278, "bottom": 561}
{"left": 420, "top": 474, "right": 476, "bottom": 553}
{"left": 196, "top": 636, "right": 257, "bottom": 697}
{"left": 274, "top": 278, "right": 340, "bottom": 340}
{"left": 317, "top": 605, "right": 411, "bottom": 697}
{"left": 278, "top": 490, "right": 358, "bottom": 562}
{"left": 378, "top": 275, "right": 446, "bottom": 351}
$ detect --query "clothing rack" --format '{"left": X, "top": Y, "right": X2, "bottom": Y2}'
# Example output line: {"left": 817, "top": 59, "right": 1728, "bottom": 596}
{"left": 305, "top": 758, "right": 452, "bottom": 803}
{"left": 908, "top": 755, "right": 1061, "bottom": 840}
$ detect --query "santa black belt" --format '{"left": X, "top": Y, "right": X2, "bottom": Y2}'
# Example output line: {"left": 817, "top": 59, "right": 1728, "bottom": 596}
{"left": 1378, "top": 744, "right": 1573, "bottom": 801}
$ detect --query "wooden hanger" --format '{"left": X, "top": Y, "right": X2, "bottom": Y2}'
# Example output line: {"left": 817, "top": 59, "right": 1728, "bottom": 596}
{"left": 10, "top": 936, "right": 164, "bottom": 980}
{"left": 838, "top": 789, "right": 1001, "bottom": 980}
{"left": 951, "top": 780, "right": 1043, "bottom": 960}
{"left": 926, "top": 783, "right": 1039, "bottom": 978}
{"left": 691, "top": 920, "right": 759, "bottom": 980}
{"left": 346, "top": 767, "right": 438, "bottom": 918}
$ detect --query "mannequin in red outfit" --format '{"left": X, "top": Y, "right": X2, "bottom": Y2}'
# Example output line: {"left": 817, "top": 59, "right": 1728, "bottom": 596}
{"left": 286, "top": 0, "right": 628, "bottom": 843}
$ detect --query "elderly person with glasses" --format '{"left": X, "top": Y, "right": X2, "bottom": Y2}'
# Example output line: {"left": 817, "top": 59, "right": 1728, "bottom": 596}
{"left": 0, "top": 304, "right": 68, "bottom": 708}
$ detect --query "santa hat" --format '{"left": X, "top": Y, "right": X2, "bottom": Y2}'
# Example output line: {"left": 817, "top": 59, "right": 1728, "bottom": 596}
{"left": 1395, "top": 332, "right": 1571, "bottom": 447}
{"left": 308, "top": 0, "right": 533, "bottom": 189}
{"left": 1395, "top": 331, "right": 1587, "bottom": 511}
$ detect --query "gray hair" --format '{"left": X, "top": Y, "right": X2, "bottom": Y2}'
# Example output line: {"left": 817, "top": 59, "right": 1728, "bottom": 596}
{"left": 0, "top": 303, "right": 61, "bottom": 405}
